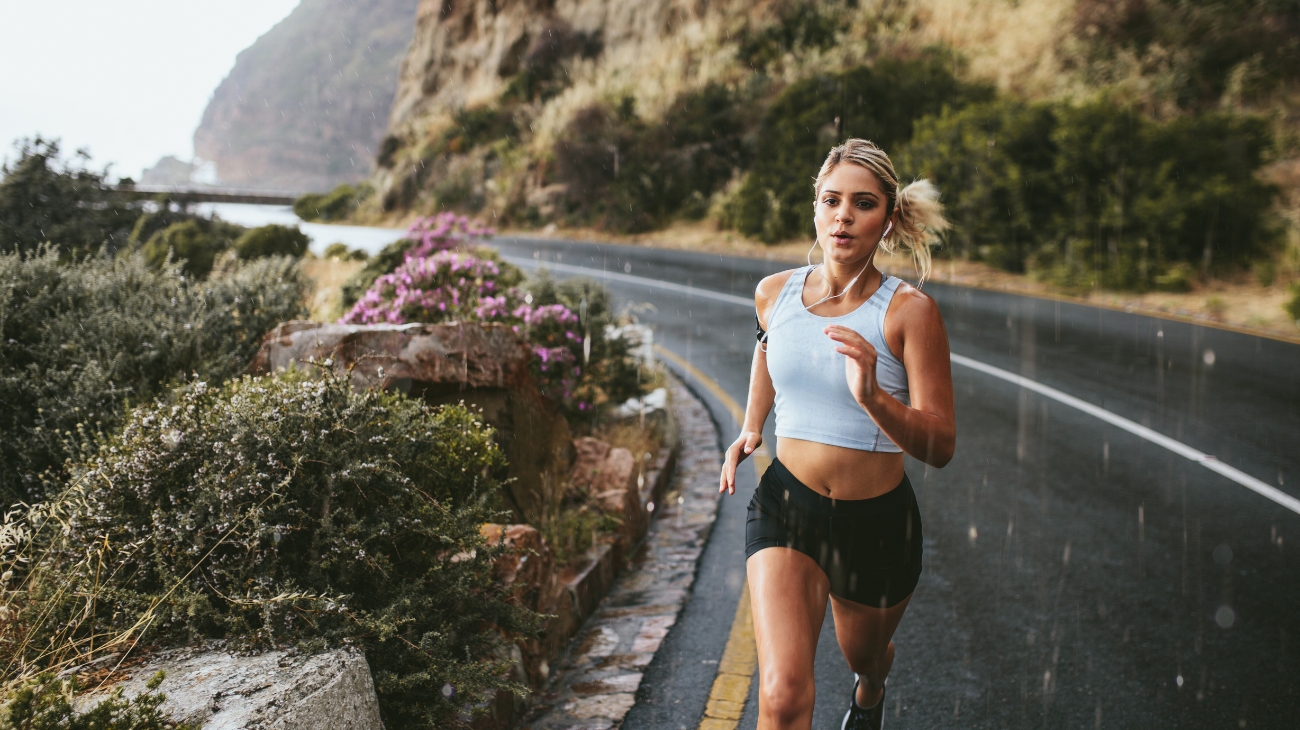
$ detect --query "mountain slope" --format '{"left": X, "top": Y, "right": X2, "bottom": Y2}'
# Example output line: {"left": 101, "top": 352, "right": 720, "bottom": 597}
{"left": 194, "top": 0, "right": 421, "bottom": 192}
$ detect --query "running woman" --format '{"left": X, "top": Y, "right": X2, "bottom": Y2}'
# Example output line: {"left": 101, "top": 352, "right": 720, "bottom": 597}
{"left": 719, "top": 139, "right": 956, "bottom": 730}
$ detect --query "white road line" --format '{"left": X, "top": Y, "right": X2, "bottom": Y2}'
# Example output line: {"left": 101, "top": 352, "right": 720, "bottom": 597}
{"left": 500, "top": 255, "right": 756, "bottom": 307}
{"left": 510, "top": 252, "right": 1300, "bottom": 516}
{"left": 950, "top": 354, "right": 1300, "bottom": 516}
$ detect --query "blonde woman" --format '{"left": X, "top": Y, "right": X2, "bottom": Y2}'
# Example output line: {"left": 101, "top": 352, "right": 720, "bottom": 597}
{"left": 719, "top": 139, "right": 956, "bottom": 730}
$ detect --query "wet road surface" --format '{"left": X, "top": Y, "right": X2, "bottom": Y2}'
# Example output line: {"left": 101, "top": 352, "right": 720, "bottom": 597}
{"left": 491, "top": 235, "right": 1300, "bottom": 729}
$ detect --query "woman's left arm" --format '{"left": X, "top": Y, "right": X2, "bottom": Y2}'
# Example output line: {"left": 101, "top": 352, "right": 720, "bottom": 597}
{"left": 824, "top": 290, "right": 956, "bottom": 467}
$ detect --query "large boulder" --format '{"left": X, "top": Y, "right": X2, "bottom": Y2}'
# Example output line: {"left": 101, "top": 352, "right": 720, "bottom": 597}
{"left": 76, "top": 647, "right": 382, "bottom": 730}
{"left": 249, "top": 321, "right": 571, "bottom": 523}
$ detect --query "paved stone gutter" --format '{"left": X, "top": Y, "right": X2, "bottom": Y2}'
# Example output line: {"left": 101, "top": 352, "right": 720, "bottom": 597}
{"left": 521, "top": 375, "right": 722, "bottom": 730}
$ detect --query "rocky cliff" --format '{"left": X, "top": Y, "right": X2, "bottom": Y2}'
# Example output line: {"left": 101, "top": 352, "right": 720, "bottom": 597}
{"left": 193, "top": 0, "right": 421, "bottom": 192}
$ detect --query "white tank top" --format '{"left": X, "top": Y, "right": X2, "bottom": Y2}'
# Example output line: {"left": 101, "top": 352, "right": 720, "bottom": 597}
{"left": 764, "top": 267, "right": 909, "bottom": 452}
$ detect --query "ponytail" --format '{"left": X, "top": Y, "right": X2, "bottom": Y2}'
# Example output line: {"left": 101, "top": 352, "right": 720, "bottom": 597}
{"left": 882, "top": 178, "right": 948, "bottom": 285}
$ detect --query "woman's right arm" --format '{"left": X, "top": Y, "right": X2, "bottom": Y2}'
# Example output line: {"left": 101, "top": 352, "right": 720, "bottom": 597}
{"left": 719, "top": 272, "right": 790, "bottom": 495}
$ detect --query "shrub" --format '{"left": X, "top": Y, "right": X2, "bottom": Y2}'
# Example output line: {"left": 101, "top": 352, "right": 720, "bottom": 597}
{"left": 294, "top": 184, "right": 359, "bottom": 222}
{"left": 0, "top": 247, "right": 307, "bottom": 504}
{"left": 518, "top": 272, "right": 644, "bottom": 412}
{"left": 323, "top": 242, "right": 368, "bottom": 261}
{"left": 736, "top": 1, "right": 844, "bottom": 69}
{"left": 0, "top": 672, "right": 192, "bottom": 730}
{"left": 140, "top": 218, "right": 246, "bottom": 278}
{"left": 553, "top": 84, "right": 750, "bottom": 232}
{"left": 342, "top": 250, "right": 514, "bottom": 324}
{"left": 898, "top": 98, "right": 1279, "bottom": 288}
{"left": 16, "top": 372, "right": 537, "bottom": 729}
{"left": 0, "top": 137, "right": 144, "bottom": 258}
{"left": 339, "top": 213, "right": 495, "bottom": 309}
{"left": 234, "top": 224, "right": 310, "bottom": 260}
{"left": 722, "top": 55, "right": 994, "bottom": 242}
{"left": 1285, "top": 281, "right": 1300, "bottom": 325}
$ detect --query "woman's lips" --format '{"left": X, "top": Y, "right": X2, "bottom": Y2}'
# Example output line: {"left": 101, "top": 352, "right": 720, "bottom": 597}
{"left": 832, "top": 233, "right": 853, "bottom": 243}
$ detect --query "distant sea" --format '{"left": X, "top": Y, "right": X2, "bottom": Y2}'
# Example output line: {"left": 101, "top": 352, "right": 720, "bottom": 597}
{"left": 196, "top": 202, "right": 405, "bottom": 256}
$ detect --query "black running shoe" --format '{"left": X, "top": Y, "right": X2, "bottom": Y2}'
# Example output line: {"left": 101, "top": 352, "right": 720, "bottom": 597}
{"left": 841, "top": 677, "right": 886, "bottom": 730}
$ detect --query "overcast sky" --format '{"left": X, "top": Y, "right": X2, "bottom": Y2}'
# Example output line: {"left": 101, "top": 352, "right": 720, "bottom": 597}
{"left": 0, "top": 0, "right": 300, "bottom": 180}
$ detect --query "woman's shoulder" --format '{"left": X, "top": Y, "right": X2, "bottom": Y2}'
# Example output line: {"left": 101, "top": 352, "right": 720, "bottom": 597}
{"left": 884, "top": 277, "right": 946, "bottom": 343}
{"left": 755, "top": 268, "right": 805, "bottom": 326}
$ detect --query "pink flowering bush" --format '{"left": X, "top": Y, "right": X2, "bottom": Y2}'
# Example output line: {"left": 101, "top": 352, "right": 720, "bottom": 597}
{"left": 405, "top": 212, "right": 494, "bottom": 259}
{"left": 510, "top": 303, "right": 585, "bottom": 407}
{"left": 341, "top": 250, "right": 508, "bottom": 325}
{"left": 340, "top": 227, "right": 644, "bottom": 415}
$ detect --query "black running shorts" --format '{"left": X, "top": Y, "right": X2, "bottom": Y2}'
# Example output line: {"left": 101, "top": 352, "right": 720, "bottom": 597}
{"left": 745, "top": 457, "right": 923, "bottom": 608}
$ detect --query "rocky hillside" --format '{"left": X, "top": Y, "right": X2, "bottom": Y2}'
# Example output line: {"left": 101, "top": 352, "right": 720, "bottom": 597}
{"left": 365, "top": 0, "right": 1299, "bottom": 289}
{"left": 193, "top": 0, "right": 420, "bottom": 192}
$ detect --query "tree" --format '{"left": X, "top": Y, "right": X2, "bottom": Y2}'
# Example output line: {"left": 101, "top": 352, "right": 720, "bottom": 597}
{"left": 0, "top": 137, "right": 141, "bottom": 257}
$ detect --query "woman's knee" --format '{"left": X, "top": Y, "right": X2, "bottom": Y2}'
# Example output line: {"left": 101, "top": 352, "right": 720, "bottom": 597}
{"left": 760, "top": 670, "right": 815, "bottom": 723}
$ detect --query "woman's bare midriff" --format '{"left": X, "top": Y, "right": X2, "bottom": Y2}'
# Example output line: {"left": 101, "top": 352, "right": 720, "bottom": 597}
{"left": 776, "top": 436, "right": 906, "bottom": 499}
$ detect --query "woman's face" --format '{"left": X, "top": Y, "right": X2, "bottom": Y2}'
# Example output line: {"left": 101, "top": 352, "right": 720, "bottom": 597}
{"left": 813, "top": 163, "right": 892, "bottom": 267}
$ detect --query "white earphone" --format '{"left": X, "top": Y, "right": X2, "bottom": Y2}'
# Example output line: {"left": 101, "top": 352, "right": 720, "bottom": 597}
{"left": 801, "top": 220, "right": 893, "bottom": 312}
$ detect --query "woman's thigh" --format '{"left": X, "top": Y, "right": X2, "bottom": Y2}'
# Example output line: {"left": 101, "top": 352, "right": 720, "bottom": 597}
{"left": 747, "top": 547, "right": 831, "bottom": 685}
{"left": 829, "top": 592, "right": 912, "bottom": 667}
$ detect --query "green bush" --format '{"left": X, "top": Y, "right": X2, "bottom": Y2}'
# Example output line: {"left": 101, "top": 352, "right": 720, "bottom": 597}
{"left": 521, "top": 271, "right": 645, "bottom": 410}
{"left": 0, "top": 672, "right": 192, "bottom": 730}
{"left": 722, "top": 55, "right": 994, "bottom": 242}
{"left": 234, "top": 224, "right": 310, "bottom": 259}
{"left": 898, "top": 97, "right": 1279, "bottom": 288}
{"left": 736, "top": 1, "right": 844, "bottom": 69}
{"left": 23, "top": 372, "right": 536, "bottom": 729}
{"left": 140, "top": 218, "right": 246, "bottom": 278}
{"left": 0, "top": 137, "right": 143, "bottom": 257}
{"left": 1072, "top": 0, "right": 1300, "bottom": 109}
{"left": 1286, "top": 282, "right": 1300, "bottom": 325}
{"left": 553, "top": 84, "right": 749, "bottom": 232}
{"left": 0, "top": 247, "right": 307, "bottom": 504}
{"left": 294, "top": 184, "right": 359, "bottom": 222}
{"left": 324, "top": 242, "right": 368, "bottom": 261}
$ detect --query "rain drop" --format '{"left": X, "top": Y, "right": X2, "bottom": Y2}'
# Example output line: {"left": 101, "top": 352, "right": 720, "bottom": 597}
{"left": 647, "top": 501, "right": 655, "bottom": 513}
{"left": 1203, "top": 349, "right": 1216, "bottom": 366}
{"left": 1213, "top": 544, "right": 1233, "bottom": 564}
{"left": 968, "top": 525, "right": 978, "bottom": 544}
{"left": 441, "top": 683, "right": 455, "bottom": 698}
{"left": 1215, "top": 606, "right": 1236, "bottom": 629}
{"left": 624, "top": 262, "right": 632, "bottom": 273}
{"left": 1176, "top": 674, "right": 1184, "bottom": 687}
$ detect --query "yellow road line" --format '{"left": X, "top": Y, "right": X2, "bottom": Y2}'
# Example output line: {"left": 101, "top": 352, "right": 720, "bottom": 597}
{"left": 654, "top": 344, "right": 766, "bottom": 729}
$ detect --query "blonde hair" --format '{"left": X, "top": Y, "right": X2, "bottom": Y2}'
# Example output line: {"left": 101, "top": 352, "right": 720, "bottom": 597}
{"left": 814, "top": 138, "right": 949, "bottom": 284}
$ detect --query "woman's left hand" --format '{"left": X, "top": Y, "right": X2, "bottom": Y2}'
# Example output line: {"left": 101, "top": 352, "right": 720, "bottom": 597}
{"left": 825, "top": 324, "right": 881, "bottom": 410}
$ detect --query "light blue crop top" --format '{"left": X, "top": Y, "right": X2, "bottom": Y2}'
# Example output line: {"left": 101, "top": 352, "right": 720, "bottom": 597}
{"left": 764, "top": 267, "right": 909, "bottom": 452}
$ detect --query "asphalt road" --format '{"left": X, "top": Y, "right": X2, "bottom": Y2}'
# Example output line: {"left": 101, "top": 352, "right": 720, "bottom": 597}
{"left": 491, "top": 235, "right": 1300, "bottom": 729}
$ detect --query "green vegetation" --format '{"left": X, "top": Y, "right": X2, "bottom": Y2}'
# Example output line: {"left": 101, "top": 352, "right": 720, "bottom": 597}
{"left": 1073, "top": 0, "right": 1299, "bottom": 110}
{"left": 0, "top": 246, "right": 306, "bottom": 505}
{"left": 723, "top": 57, "right": 995, "bottom": 242}
{"left": 323, "top": 241, "right": 369, "bottom": 261}
{"left": 521, "top": 271, "right": 645, "bottom": 410}
{"left": 735, "top": 1, "right": 844, "bottom": 69}
{"left": 898, "top": 98, "right": 1278, "bottom": 288}
{"left": 1286, "top": 282, "right": 1300, "bottom": 324}
{"left": 294, "top": 184, "right": 364, "bottom": 222}
{"left": 554, "top": 84, "right": 749, "bottom": 232}
{"left": 0, "top": 672, "right": 192, "bottom": 730}
{"left": 0, "top": 138, "right": 142, "bottom": 258}
{"left": 139, "top": 218, "right": 247, "bottom": 277}
{"left": 339, "top": 236, "right": 416, "bottom": 309}
{"left": 234, "top": 223, "right": 311, "bottom": 259}
{"left": 12, "top": 371, "right": 536, "bottom": 729}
